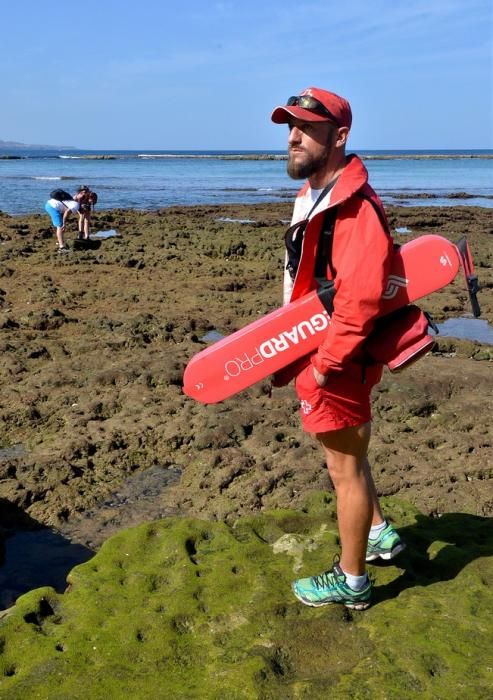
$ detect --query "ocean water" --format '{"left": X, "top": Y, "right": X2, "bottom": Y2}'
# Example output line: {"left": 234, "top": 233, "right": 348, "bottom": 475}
{"left": 0, "top": 149, "right": 491, "bottom": 215}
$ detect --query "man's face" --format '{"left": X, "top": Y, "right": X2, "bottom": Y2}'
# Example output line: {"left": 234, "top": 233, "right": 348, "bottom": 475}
{"left": 287, "top": 118, "right": 336, "bottom": 180}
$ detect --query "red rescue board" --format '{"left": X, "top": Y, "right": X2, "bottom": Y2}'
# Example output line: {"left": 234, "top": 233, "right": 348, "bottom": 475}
{"left": 183, "top": 235, "right": 461, "bottom": 404}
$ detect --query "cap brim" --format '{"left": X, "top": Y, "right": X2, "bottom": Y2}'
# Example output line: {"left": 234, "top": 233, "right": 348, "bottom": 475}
{"left": 271, "top": 105, "right": 330, "bottom": 124}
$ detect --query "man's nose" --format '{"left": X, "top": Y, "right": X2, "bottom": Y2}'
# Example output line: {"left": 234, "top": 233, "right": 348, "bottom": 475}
{"left": 288, "top": 126, "right": 302, "bottom": 145}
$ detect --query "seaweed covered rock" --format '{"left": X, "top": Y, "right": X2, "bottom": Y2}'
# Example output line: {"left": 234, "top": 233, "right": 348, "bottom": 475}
{"left": 1, "top": 496, "right": 492, "bottom": 699}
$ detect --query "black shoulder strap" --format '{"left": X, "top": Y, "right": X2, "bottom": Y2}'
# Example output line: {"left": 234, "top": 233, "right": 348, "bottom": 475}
{"left": 314, "top": 207, "right": 337, "bottom": 285}
{"left": 288, "top": 177, "right": 339, "bottom": 236}
{"left": 314, "top": 191, "right": 390, "bottom": 314}
{"left": 310, "top": 206, "right": 338, "bottom": 313}
{"left": 356, "top": 192, "right": 390, "bottom": 234}
{"left": 284, "top": 178, "right": 339, "bottom": 282}
{"left": 306, "top": 180, "right": 337, "bottom": 220}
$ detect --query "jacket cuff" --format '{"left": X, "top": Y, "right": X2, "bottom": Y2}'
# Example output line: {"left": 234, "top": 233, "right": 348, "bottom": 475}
{"left": 311, "top": 354, "right": 329, "bottom": 376}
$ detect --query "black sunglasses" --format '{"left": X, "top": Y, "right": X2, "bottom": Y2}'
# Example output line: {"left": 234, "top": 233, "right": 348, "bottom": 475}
{"left": 287, "top": 95, "right": 339, "bottom": 125}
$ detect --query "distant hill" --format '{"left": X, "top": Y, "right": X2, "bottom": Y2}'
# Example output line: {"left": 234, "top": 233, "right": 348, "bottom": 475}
{"left": 0, "top": 139, "right": 76, "bottom": 150}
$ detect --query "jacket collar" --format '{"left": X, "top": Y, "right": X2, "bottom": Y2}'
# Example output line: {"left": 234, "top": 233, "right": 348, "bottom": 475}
{"left": 288, "top": 155, "right": 370, "bottom": 301}
{"left": 314, "top": 154, "right": 369, "bottom": 211}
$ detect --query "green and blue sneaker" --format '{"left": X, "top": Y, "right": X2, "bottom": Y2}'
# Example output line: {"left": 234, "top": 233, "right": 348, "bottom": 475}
{"left": 292, "top": 560, "right": 371, "bottom": 610}
{"left": 366, "top": 522, "right": 406, "bottom": 562}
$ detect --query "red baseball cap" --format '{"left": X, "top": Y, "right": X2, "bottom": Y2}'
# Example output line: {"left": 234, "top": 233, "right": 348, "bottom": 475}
{"left": 271, "top": 87, "right": 352, "bottom": 130}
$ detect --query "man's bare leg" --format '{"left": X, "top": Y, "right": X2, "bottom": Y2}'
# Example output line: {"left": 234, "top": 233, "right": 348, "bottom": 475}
{"left": 317, "top": 421, "right": 382, "bottom": 576}
{"left": 364, "top": 457, "right": 385, "bottom": 527}
{"left": 55, "top": 226, "right": 65, "bottom": 248}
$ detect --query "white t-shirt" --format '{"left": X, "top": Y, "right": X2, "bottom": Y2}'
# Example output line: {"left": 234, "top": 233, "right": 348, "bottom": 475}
{"left": 47, "top": 198, "right": 79, "bottom": 213}
{"left": 290, "top": 187, "right": 331, "bottom": 226}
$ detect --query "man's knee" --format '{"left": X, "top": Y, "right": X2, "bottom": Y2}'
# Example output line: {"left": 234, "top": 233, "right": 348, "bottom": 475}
{"left": 325, "top": 453, "right": 368, "bottom": 488}
{"left": 317, "top": 421, "right": 371, "bottom": 456}
{"left": 317, "top": 422, "right": 371, "bottom": 487}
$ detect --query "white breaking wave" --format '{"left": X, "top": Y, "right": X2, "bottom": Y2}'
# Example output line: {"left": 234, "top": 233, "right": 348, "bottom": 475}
{"left": 32, "top": 176, "right": 61, "bottom": 180}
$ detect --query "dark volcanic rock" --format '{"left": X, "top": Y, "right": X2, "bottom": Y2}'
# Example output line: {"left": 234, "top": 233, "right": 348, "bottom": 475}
{"left": 0, "top": 204, "right": 490, "bottom": 544}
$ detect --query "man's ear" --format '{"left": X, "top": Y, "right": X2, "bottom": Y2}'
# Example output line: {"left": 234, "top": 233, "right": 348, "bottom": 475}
{"left": 336, "top": 126, "right": 349, "bottom": 148}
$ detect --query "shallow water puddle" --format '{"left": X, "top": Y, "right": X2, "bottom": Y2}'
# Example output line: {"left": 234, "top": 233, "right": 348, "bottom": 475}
{"left": 97, "top": 464, "right": 182, "bottom": 509}
{"left": 92, "top": 229, "right": 120, "bottom": 239}
{"left": 61, "top": 464, "right": 183, "bottom": 548}
{"left": 201, "top": 316, "right": 493, "bottom": 346}
{"left": 394, "top": 226, "right": 412, "bottom": 234}
{"left": 200, "top": 330, "right": 225, "bottom": 343}
{"left": 200, "top": 317, "right": 493, "bottom": 346}
{"left": 0, "top": 444, "right": 26, "bottom": 461}
{"left": 437, "top": 317, "right": 493, "bottom": 344}
{"left": 215, "top": 217, "right": 256, "bottom": 224}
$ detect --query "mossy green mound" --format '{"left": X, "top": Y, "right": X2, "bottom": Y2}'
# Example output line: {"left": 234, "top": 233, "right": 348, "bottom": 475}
{"left": 1, "top": 495, "right": 492, "bottom": 699}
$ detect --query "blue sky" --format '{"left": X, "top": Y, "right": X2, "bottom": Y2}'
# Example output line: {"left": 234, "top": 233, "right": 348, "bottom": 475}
{"left": 2, "top": 0, "right": 492, "bottom": 150}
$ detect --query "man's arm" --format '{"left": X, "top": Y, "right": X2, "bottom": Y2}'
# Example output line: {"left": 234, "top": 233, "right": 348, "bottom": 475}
{"left": 62, "top": 206, "right": 71, "bottom": 227}
{"left": 311, "top": 200, "right": 393, "bottom": 381}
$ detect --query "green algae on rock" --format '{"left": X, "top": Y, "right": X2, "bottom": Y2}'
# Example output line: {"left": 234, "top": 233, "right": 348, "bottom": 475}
{"left": 1, "top": 496, "right": 492, "bottom": 699}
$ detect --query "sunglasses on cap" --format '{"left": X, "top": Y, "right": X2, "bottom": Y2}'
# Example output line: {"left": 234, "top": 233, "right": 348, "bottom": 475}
{"left": 287, "top": 95, "right": 339, "bottom": 125}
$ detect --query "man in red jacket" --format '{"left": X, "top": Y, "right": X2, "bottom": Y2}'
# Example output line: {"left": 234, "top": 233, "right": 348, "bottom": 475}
{"left": 272, "top": 87, "right": 405, "bottom": 609}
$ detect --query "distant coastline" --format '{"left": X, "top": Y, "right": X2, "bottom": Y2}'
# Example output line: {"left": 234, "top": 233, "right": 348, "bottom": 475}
{"left": 1, "top": 148, "right": 492, "bottom": 214}
{"left": 1, "top": 151, "right": 492, "bottom": 161}
{"left": 0, "top": 139, "right": 75, "bottom": 151}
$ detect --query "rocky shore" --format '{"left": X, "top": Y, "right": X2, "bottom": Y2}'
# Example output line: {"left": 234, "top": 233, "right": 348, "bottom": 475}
{"left": 0, "top": 203, "right": 491, "bottom": 546}
{"left": 0, "top": 202, "right": 491, "bottom": 697}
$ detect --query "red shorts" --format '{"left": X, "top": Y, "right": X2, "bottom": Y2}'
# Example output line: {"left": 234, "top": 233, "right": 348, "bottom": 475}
{"left": 294, "top": 362, "right": 382, "bottom": 433}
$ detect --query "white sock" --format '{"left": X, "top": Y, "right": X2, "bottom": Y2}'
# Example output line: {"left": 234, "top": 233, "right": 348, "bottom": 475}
{"left": 343, "top": 570, "right": 369, "bottom": 591}
{"left": 369, "top": 520, "right": 387, "bottom": 540}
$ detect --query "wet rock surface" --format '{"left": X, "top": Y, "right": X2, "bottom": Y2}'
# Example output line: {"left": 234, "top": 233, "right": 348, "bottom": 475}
{"left": 0, "top": 204, "right": 491, "bottom": 548}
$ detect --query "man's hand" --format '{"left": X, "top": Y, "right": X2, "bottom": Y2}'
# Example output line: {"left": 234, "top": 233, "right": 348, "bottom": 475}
{"left": 313, "top": 367, "right": 328, "bottom": 387}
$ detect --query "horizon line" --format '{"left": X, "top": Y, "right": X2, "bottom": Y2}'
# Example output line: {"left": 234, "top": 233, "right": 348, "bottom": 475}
{"left": 1, "top": 145, "right": 492, "bottom": 153}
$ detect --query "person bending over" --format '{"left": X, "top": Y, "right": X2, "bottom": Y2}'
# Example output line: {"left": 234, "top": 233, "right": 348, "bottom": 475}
{"left": 44, "top": 195, "right": 80, "bottom": 252}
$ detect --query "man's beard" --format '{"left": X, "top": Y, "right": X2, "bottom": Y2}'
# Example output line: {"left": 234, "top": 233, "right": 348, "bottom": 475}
{"left": 287, "top": 146, "right": 330, "bottom": 180}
